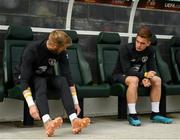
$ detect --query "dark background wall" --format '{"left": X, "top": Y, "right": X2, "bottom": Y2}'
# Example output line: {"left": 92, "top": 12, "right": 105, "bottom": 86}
{"left": 0, "top": 0, "right": 180, "bottom": 81}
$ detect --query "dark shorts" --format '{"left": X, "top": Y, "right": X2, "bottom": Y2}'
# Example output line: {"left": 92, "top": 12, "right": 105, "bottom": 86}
{"left": 111, "top": 74, "right": 127, "bottom": 84}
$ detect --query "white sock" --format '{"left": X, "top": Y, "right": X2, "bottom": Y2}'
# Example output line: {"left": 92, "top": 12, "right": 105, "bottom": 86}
{"left": 69, "top": 113, "right": 78, "bottom": 123}
{"left": 151, "top": 102, "right": 159, "bottom": 113}
{"left": 42, "top": 114, "right": 51, "bottom": 124}
{"left": 128, "top": 103, "right": 137, "bottom": 114}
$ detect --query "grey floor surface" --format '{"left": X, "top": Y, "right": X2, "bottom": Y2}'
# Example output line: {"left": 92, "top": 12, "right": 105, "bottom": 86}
{"left": 0, "top": 113, "right": 180, "bottom": 140}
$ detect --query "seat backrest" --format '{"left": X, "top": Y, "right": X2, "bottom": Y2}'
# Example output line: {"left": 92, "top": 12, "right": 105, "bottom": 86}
{"left": 3, "top": 25, "right": 33, "bottom": 89}
{"left": 64, "top": 30, "right": 93, "bottom": 85}
{"left": 155, "top": 45, "right": 172, "bottom": 84}
{"left": 169, "top": 36, "right": 180, "bottom": 83}
{"left": 97, "top": 32, "right": 121, "bottom": 82}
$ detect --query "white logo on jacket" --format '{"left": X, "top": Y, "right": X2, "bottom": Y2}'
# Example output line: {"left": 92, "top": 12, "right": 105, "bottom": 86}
{"left": 48, "top": 58, "right": 57, "bottom": 66}
{"left": 142, "top": 56, "right": 148, "bottom": 63}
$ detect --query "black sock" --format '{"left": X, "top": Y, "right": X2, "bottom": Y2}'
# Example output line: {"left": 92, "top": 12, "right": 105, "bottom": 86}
{"left": 129, "top": 114, "right": 138, "bottom": 120}
{"left": 151, "top": 112, "right": 160, "bottom": 118}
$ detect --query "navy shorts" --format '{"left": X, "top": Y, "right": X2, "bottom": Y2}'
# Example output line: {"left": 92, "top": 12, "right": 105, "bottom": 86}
{"left": 111, "top": 74, "right": 127, "bottom": 84}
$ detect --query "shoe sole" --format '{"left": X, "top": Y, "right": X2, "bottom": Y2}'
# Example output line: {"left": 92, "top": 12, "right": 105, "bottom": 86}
{"left": 53, "top": 117, "right": 63, "bottom": 128}
{"left": 80, "top": 117, "right": 91, "bottom": 128}
{"left": 151, "top": 120, "right": 172, "bottom": 124}
{"left": 72, "top": 117, "right": 90, "bottom": 134}
{"left": 46, "top": 117, "right": 63, "bottom": 137}
{"left": 129, "top": 122, "right": 141, "bottom": 126}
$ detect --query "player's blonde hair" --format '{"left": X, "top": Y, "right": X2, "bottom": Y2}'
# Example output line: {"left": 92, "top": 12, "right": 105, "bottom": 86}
{"left": 47, "top": 30, "right": 72, "bottom": 50}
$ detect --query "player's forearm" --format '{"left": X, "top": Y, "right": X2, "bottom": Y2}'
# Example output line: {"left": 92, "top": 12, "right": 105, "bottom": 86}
{"left": 23, "top": 87, "right": 35, "bottom": 107}
{"left": 70, "top": 86, "right": 79, "bottom": 105}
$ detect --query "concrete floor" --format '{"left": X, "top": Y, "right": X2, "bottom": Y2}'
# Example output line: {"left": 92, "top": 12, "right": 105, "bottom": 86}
{"left": 0, "top": 113, "right": 180, "bottom": 140}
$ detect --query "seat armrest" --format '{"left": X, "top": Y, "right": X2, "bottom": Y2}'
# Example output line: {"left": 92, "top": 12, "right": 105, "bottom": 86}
{"left": 0, "top": 69, "right": 5, "bottom": 102}
{"left": 171, "top": 48, "right": 180, "bottom": 83}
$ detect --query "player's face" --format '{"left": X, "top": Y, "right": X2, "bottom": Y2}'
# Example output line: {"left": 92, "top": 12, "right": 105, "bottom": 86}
{"left": 135, "top": 36, "right": 151, "bottom": 51}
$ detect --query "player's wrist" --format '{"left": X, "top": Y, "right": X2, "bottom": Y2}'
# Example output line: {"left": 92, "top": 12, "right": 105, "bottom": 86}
{"left": 71, "top": 86, "right": 79, "bottom": 105}
{"left": 23, "top": 87, "right": 35, "bottom": 107}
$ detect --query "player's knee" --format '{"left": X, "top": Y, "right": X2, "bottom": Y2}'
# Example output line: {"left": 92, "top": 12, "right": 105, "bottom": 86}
{"left": 151, "top": 76, "right": 161, "bottom": 86}
{"left": 126, "top": 76, "right": 139, "bottom": 87}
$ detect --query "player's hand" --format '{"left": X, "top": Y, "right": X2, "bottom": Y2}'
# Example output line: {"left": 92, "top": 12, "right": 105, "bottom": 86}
{"left": 29, "top": 104, "right": 41, "bottom": 120}
{"left": 74, "top": 104, "right": 81, "bottom": 116}
{"left": 147, "top": 71, "right": 156, "bottom": 79}
{"left": 142, "top": 78, "right": 151, "bottom": 87}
